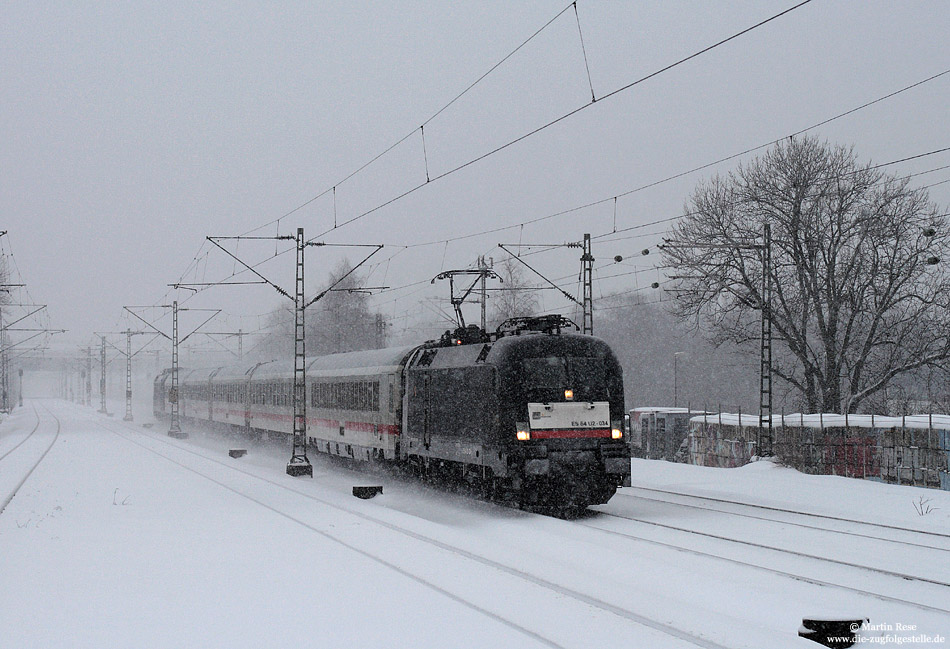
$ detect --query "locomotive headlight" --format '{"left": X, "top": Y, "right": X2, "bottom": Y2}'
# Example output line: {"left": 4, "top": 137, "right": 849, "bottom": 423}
{"left": 564, "top": 389, "right": 574, "bottom": 401}
{"left": 611, "top": 428, "right": 623, "bottom": 439}
{"left": 516, "top": 430, "right": 531, "bottom": 441}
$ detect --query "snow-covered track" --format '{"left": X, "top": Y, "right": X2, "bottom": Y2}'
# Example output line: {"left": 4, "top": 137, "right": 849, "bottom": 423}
{"left": 0, "top": 404, "right": 61, "bottom": 515}
{"left": 0, "top": 403, "right": 41, "bottom": 463}
{"left": 620, "top": 484, "right": 950, "bottom": 543}
{"left": 102, "top": 418, "right": 734, "bottom": 649}
{"left": 578, "top": 511, "right": 950, "bottom": 615}
{"left": 618, "top": 488, "right": 950, "bottom": 553}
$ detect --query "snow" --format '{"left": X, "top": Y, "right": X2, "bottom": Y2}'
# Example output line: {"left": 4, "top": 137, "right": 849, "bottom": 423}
{"left": 2, "top": 400, "right": 948, "bottom": 648}
{"left": 628, "top": 457, "right": 950, "bottom": 533}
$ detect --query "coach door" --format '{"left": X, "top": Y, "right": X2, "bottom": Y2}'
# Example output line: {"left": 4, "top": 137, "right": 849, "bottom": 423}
{"left": 423, "top": 373, "right": 432, "bottom": 449}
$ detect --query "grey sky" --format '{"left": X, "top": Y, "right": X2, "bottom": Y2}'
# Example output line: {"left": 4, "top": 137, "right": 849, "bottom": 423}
{"left": 2, "top": 1, "right": 948, "bottom": 355}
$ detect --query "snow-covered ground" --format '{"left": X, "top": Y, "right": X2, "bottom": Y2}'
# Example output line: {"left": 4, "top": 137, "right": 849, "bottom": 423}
{"left": 1, "top": 400, "right": 948, "bottom": 648}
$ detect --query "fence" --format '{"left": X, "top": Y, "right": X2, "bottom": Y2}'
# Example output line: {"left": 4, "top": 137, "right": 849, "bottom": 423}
{"left": 687, "top": 412, "right": 950, "bottom": 491}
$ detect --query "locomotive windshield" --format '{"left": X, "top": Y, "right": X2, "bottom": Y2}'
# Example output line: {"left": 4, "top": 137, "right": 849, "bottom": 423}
{"left": 521, "top": 356, "right": 606, "bottom": 402}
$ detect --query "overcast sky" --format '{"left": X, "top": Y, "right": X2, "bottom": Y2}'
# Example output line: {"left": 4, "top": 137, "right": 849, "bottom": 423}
{"left": 2, "top": 1, "right": 948, "bottom": 359}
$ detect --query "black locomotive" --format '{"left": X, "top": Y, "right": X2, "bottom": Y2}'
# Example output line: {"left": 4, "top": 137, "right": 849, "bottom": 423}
{"left": 154, "top": 315, "right": 630, "bottom": 512}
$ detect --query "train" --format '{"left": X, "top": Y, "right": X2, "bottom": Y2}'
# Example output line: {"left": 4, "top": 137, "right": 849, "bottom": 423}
{"left": 153, "top": 315, "right": 631, "bottom": 513}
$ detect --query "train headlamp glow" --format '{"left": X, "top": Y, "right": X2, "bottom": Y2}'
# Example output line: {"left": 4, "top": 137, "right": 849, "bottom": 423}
{"left": 611, "top": 428, "right": 623, "bottom": 439}
{"left": 516, "top": 430, "right": 531, "bottom": 441}
{"left": 564, "top": 389, "right": 574, "bottom": 401}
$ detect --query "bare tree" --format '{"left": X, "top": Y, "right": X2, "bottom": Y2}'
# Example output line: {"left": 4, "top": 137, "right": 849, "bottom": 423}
{"left": 307, "top": 259, "right": 380, "bottom": 354}
{"left": 0, "top": 256, "right": 11, "bottom": 307}
{"left": 663, "top": 136, "right": 950, "bottom": 413}
{"left": 490, "top": 255, "right": 540, "bottom": 328}
{"left": 255, "top": 259, "right": 385, "bottom": 359}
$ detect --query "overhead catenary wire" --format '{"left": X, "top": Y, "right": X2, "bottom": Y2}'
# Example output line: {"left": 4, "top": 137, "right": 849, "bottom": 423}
{"left": 364, "top": 156, "right": 950, "bottom": 314}
{"left": 314, "top": 0, "right": 816, "bottom": 240}
{"left": 155, "top": 13, "right": 947, "bottom": 331}
{"left": 161, "top": 23, "right": 945, "bottom": 311}
{"left": 180, "top": 141, "right": 950, "bottom": 328}
{"left": 124, "top": 0, "right": 801, "bottom": 307}
{"left": 0, "top": 233, "right": 54, "bottom": 336}
{"left": 573, "top": 2, "right": 596, "bottom": 103}
{"left": 237, "top": 1, "right": 579, "bottom": 238}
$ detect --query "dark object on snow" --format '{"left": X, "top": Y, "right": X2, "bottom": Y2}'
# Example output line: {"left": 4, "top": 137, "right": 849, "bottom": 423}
{"left": 353, "top": 486, "right": 383, "bottom": 499}
{"left": 141, "top": 423, "right": 153, "bottom": 428}
{"left": 229, "top": 449, "right": 247, "bottom": 458}
{"left": 799, "top": 617, "right": 866, "bottom": 648}
{"left": 286, "top": 463, "right": 312, "bottom": 477}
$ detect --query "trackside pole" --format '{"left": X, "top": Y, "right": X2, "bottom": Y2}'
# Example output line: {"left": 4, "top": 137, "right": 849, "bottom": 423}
{"left": 168, "top": 301, "right": 187, "bottom": 439}
{"left": 287, "top": 228, "right": 312, "bottom": 477}
{"left": 199, "top": 227, "right": 381, "bottom": 477}
{"left": 98, "top": 335, "right": 108, "bottom": 414}
{"left": 581, "top": 233, "right": 594, "bottom": 335}
{"left": 124, "top": 329, "right": 134, "bottom": 421}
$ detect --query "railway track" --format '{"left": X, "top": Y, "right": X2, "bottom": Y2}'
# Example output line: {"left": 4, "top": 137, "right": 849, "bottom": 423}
{"left": 614, "top": 487, "right": 950, "bottom": 554}
{"left": 618, "top": 484, "right": 950, "bottom": 544}
{"left": 70, "top": 405, "right": 947, "bottom": 645}
{"left": 0, "top": 404, "right": 61, "bottom": 516}
{"left": 98, "top": 414, "right": 736, "bottom": 649}
{"left": 0, "top": 403, "right": 41, "bottom": 462}
{"left": 578, "top": 508, "right": 950, "bottom": 615}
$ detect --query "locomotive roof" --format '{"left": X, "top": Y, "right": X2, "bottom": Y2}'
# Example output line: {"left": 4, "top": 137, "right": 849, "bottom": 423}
{"left": 413, "top": 332, "right": 616, "bottom": 370}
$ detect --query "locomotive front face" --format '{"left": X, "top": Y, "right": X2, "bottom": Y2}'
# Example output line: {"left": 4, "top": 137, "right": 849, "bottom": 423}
{"left": 494, "top": 335, "right": 630, "bottom": 509}
{"left": 519, "top": 355, "right": 616, "bottom": 436}
{"left": 495, "top": 336, "right": 623, "bottom": 435}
